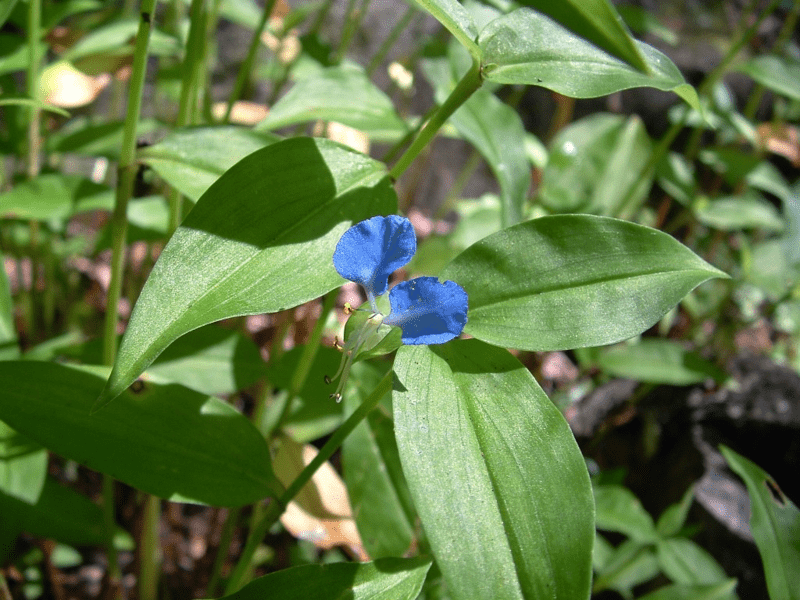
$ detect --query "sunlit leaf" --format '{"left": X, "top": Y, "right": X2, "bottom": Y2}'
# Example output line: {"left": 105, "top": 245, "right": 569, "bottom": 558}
{"left": 394, "top": 340, "right": 594, "bottom": 600}
{"left": 442, "top": 215, "right": 729, "bottom": 351}
{"left": 97, "top": 137, "right": 396, "bottom": 409}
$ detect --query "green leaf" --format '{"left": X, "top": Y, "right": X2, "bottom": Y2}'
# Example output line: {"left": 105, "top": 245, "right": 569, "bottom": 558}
{"left": 596, "top": 339, "right": 727, "bottom": 386}
{"left": 393, "top": 340, "right": 594, "bottom": 600}
{"left": 138, "top": 126, "right": 279, "bottom": 201}
{"left": 48, "top": 117, "right": 160, "bottom": 160}
{"left": 656, "top": 485, "right": 695, "bottom": 538}
{"left": 0, "top": 362, "right": 281, "bottom": 506}
{"left": 594, "top": 484, "right": 658, "bottom": 543}
{"left": 737, "top": 55, "right": 800, "bottom": 102}
{"left": 411, "top": 0, "right": 480, "bottom": 59}
{"left": 97, "top": 137, "right": 397, "bottom": 410}
{"left": 256, "top": 65, "right": 408, "bottom": 141}
{"left": 423, "top": 52, "right": 530, "bottom": 227}
{"left": 721, "top": 445, "right": 800, "bottom": 600}
{"left": 0, "top": 420, "right": 47, "bottom": 506}
{"left": 694, "top": 191, "right": 784, "bottom": 232}
{"left": 0, "top": 249, "right": 18, "bottom": 360}
{"left": 62, "top": 18, "right": 180, "bottom": 61}
{"left": 539, "top": 113, "right": 653, "bottom": 217}
{"left": 441, "top": 215, "right": 729, "bottom": 352}
{"left": 656, "top": 538, "right": 730, "bottom": 585}
{"left": 218, "top": 557, "right": 432, "bottom": 600}
{"left": 0, "top": 96, "right": 70, "bottom": 117}
{"left": 0, "top": 476, "right": 133, "bottom": 549}
{"left": 637, "top": 580, "right": 738, "bottom": 600}
{"left": 479, "top": 8, "right": 700, "bottom": 111}
{"left": 516, "top": 0, "right": 648, "bottom": 72}
{"left": 343, "top": 363, "right": 415, "bottom": 559}
{"left": 0, "top": 174, "right": 113, "bottom": 221}
{"left": 593, "top": 539, "right": 660, "bottom": 597}
{"left": 0, "top": 0, "right": 20, "bottom": 29}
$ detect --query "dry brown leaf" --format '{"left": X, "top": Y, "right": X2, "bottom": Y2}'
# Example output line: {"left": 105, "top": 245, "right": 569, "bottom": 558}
{"left": 211, "top": 101, "right": 269, "bottom": 125}
{"left": 757, "top": 123, "right": 800, "bottom": 166}
{"left": 274, "top": 437, "right": 367, "bottom": 560}
{"left": 40, "top": 61, "right": 110, "bottom": 108}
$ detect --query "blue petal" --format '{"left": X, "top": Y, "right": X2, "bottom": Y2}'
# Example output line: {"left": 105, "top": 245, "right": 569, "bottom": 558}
{"left": 383, "top": 277, "right": 468, "bottom": 345}
{"left": 333, "top": 216, "right": 416, "bottom": 302}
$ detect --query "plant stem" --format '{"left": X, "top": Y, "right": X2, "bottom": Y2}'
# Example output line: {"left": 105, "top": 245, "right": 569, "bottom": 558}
{"left": 101, "top": 0, "right": 157, "bottom": 592}
{"left": 166, "top": 0, "right": 208, "bottom": 232}
{"left": 367, "top": 5, "right": 414, "bottom": 76}
{"left": 334, "top": 0, "right": 370, "bottom": 64}
{"left": 205, "top": 508, "right": 240, "bottom": 597}
{"left": 743, "top": 0, "right": 800, "bottom": 121}
{"left": 26, "top": 0, "right": 42, "bottom": 342}
{"left": 389, "top": 59, "right": 482, "bottom": 180}
{"left": 138, "top": 494, "right": 161, "bottom": 600}
{"left": 271, "top": 293, "right": 337, "bottom": 434}
{"left": 223, "top": 0, "right": 277, "bottom": 122}
{"left": 684, "top": 0, "right": 781, "bottom": 160}
{"left": 224, "top": 368, "right": 394, "bottom": 594}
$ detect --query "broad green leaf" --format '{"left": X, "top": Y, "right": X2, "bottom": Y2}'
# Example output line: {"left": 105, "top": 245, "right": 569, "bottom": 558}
{"left": 593, "top": 539, "right": 660, "bottom": 596}
{"left": 539, "top": 113, "right": 652, "bottom": 217}
{"left": 596, "top": 339, "right": 727, "bottom": 386}
{"left": 66, "top": 325, "right": 266, "bottom": 396}
{"left": 423, "top": 52, "right": 529, "bottom": 228}
{"left": 516, "top": 0, "right": 648, "bottom": 72}
{"left": 218, "top": 557, "right": 431, "bottom": 600}
{"left": 594, "top": 484, "right": 657, "bottom": 543}
{"left": 410, "top": 0, "right": 480, "bottom": 59}
{"left": 42, "top": 0, "right": 102, "bottom": 31}
{"left": 721, "top": 445, "right": 800, "bottom": 600}
{"left": 737, "top": 55, "right": 800, "bottom": 102}
{"left": 479, "top": 9, "right": 700, "bottom": 111}
{"left": 145, "top": 325, "right": 265, "bottom": 395}
{"left": 694, "top": 191, "right": 784, "bottom": 232}
{"left": 0, "top": 249, "right": 18, "bottom": 360}
{"left": 217, "top": 0, "right": 261, "bottom": 28}
{"left": 0, "top": 476, "right": 132, "bottom": 549}
{"left": 48, "top": 117, "right": 160, "bottom": 160}
{"left": 0, "top": 420, "right": 47, "bottom": 506}
{"left": 0, "top": 96, "right": 70, "bottom": 117}
{"left": 0, "top": 362, "right": 281, "bottom": 506}
{"left": 393, "top": 340, "right": 594, "bottom": 600}
{"left": 343, "top": 363, "right": 415, "bottom": 559}
{"left": 656, "top": 485, "right": 695, "bottom": 538}
{"left": 617, "top": 4, "right": 678, "bottom": 45}
{"left": 138, "top": 126, "right": 279, "bottom": 201}
{"left": 97, "top": 137, "right": 397, "bottom": 409}
{"left": 0, "top": 174, "right": 113, "bottom": 221}
{"left": 441, "top": 215, "right": 729, "bottom": 352}
{"left": 62, "top": 18, "right": 180, "bottom": 61}
{"left": 0, "top": 0, "right": 19, "bottom": 28}
{"left": 256, "top": 65, "right": 408, "bottom": 141}
{"left": 656, "top": 538, "right": 730, "bottom": 585}
{"left": 746, "top": 240, "right": 799, "bottom": 301}
{"left": 0, "top": 33, "right": 31, "bottom": 77}
{"left": 637, "top": 580, "right": 738, "bottom": 600}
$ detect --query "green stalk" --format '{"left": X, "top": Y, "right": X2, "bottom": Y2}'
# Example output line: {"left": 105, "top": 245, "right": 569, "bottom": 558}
{"left": 101, "top": 0, "right": 158, "bottom": 591}
{"left": 334, "top": 0, "right": 370, "bottom": 64}
{"left": 223, "top": 0, "right": 277, "bottom": 123}
{"left": 26, "top": 0, "right": 42, "bottom": 341}
{"left": 138, "top": 495, "right": 161, "bottom": 600}
{"left": 224, "top": 368, "right": 394, "bottom": 594}
{"left": 743, "top": 1, "right": 800, "bottom": 121}
{"left": 166, "top": 0, "right": 208, "bottom": 232}
{"left": 389, "top": 59, "right": 482, "bottom": 180}
{"left": 205, "top": 508, "right": 241, "bottom": 597}
{"left": 367, "top": 6, "right": 414, "bottom": 76}
{"left": 271, "top": 292, "right": 337, "bottom": 435}
{"left": 684, "top": 0, "right": 781, "bottom": 160}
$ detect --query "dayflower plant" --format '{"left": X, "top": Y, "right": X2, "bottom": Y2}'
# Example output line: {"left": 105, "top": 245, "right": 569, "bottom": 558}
{"left": 327, "top": 215, "right": 468, "bottom": 400}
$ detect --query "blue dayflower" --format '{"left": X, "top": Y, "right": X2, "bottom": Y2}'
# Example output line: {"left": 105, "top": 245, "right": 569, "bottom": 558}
{"left": 328, "top": 215, "right": 468, "bottom": 400}
{"left": 332, "top": 215, "right": 416, "bottom": 312}
{"left": 384, "top": 277, "right": 468, "bottom": 345}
